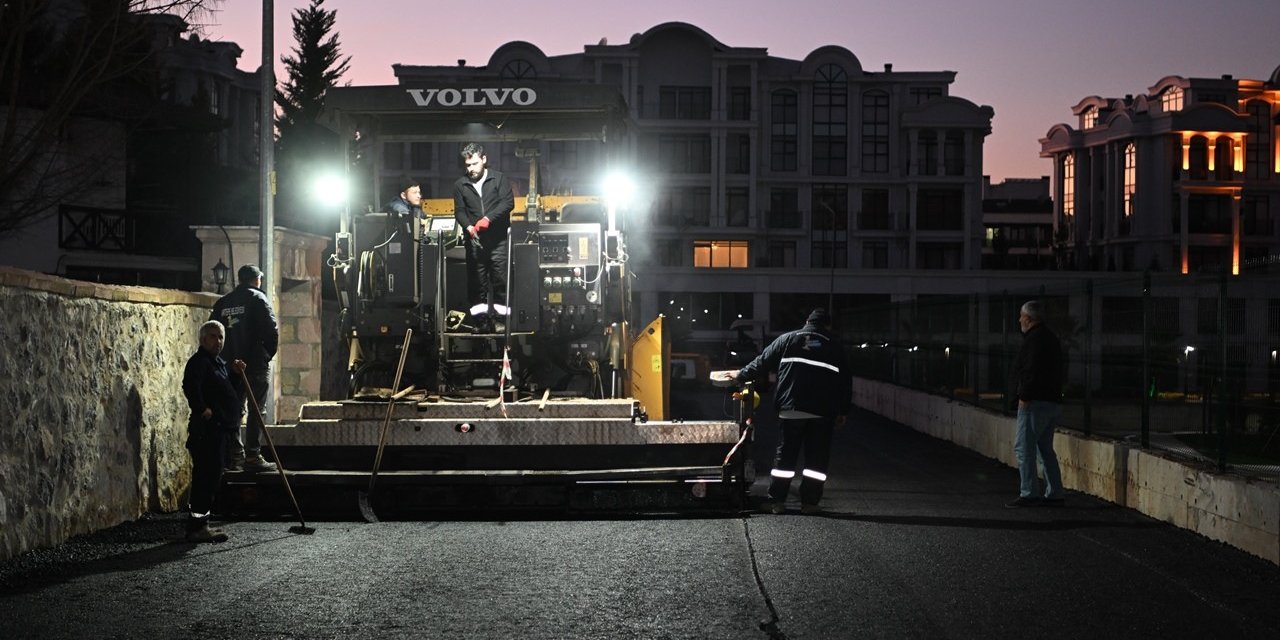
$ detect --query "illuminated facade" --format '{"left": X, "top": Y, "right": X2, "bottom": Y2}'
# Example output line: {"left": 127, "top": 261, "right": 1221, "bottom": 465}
{"left": 391, "top": 22, "right": 994, "bottom": 336}
{"left": 1040, "top": 67, "right": 1280, "bottom": 274}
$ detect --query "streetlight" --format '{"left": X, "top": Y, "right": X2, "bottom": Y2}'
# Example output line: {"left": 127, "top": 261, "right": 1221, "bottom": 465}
{"left": 211, "top": 259, "right": 229, "bottom": 294}
{"left": 816, "top": 201, "right": 838, "bottom": 313}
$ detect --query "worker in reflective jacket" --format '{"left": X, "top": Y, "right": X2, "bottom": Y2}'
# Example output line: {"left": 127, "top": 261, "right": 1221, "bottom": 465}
{"left": 729, "top": 308, "right": 851, "bottom": 515}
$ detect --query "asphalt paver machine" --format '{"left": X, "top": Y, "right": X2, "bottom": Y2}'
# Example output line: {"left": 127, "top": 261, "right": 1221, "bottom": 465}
{"left": 225, "top": 83, "right": 753, "bottom": 516}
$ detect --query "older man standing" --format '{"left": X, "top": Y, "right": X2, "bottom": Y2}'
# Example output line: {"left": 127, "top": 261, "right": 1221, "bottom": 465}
{"left": 182, "top": 320, "right": 244, "bottom": 542}
{"left": 1006, "top": 300, "right": 1065, "bottom": 508}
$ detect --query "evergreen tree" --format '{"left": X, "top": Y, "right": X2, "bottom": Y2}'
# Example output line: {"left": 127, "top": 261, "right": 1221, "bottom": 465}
{"left": 274, "top": 0, "right": 351, "bottom": 233}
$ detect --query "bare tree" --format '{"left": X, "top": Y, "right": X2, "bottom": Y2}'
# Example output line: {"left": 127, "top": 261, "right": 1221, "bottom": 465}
{"left": 0, "top": 0, "right": 220, "bottom": 233}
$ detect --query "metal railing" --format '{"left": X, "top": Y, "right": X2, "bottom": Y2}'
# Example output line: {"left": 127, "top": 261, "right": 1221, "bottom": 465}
{"left": 841, "top": 264, "right": 1280, "bottom": 476}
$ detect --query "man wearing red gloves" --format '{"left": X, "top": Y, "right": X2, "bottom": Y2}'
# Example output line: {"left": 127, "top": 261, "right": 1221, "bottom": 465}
{"left": 453, "top": 142, "right": 514, "bottom": 332}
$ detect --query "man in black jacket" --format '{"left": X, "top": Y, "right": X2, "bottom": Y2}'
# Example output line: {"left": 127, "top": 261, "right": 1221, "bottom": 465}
{"left": 210, "top": 264, "right": 279, "bottom": 472}
{"left": 1006, "top": 300, "right": 1065, "bottom": 508}
{"left": 729, "top": 308, "right": 852, "bottom": 515}
{"left": 452, "top": 142, "right": 514, "bottom": 330}
{"left": 181, "top": 320, "right": 245, "bottom": 542}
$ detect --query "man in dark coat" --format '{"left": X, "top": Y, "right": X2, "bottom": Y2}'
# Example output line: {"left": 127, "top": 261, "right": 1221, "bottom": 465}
{"left": 729, "top": 308, "right": 852, "bottom": 515}
{"left": 452, "top": 142, "right": 514, "bottom": 330}
{"left": 210, "top": 264, "right": 279, "bottom": 472}
{"left": 1005, "top": 300, "right": 1066, "bottom": 508}
{"left": 181, "top": 320, "right": 245, "bottom": 542}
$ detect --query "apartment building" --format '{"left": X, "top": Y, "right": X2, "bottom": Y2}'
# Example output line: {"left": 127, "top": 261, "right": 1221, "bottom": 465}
{"left": 1040, "top": 67, "right": 1280, "bottom": 274}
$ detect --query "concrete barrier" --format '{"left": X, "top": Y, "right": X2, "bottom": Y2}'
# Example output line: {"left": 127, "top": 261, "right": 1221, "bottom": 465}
{"left": 852, "top": 377, "right": 1280, "bottom": 565}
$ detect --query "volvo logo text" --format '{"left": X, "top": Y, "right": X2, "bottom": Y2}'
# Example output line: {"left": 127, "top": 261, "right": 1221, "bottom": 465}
{"left": 405, "top": 87, "right": 537, "bottom": 107}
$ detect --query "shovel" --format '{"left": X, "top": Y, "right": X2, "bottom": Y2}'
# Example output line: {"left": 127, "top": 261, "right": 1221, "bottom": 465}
{"left": 358, "top": 328, "right": 413, "bottom": 523}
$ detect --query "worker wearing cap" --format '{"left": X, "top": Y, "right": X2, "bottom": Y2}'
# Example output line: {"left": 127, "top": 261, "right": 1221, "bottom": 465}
{"left": 728, "top": 308, "right": 851, "bottom": 515}
{"left": 210, "top": 264, "right": 280, "bottom": 473}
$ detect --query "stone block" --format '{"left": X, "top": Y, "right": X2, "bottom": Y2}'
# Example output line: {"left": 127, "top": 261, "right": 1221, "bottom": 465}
{"left": 280, "top": 343, "right": 318, "bottom": 369}
{"left": 296, "top": 318, "right": 323, "bottom": 344}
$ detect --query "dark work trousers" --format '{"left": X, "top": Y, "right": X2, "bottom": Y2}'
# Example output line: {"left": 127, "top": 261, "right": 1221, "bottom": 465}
{"left": 186, "top": 420, "right": 227, "bottom": 529}
{"left": 228, "top": 367, "right": 269, "bottom": 463}
{"left": 768, "top": 416, "right": 836, "bottom": 506}
{"left": 465, "top": 233, "right": 509, "bottom": 312}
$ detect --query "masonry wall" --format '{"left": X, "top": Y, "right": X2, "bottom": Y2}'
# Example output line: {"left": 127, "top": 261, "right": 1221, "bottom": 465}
{"left": 0, "top": 266, "right": 214, "bottom": 562}
{"left": 852, "top": 376, "right": 1280, "bottom": 564}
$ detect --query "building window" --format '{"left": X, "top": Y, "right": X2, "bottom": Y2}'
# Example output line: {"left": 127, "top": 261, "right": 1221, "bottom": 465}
{"left": 768, "top": 188, "right": 800, "bottom": 228}
{"left": 861, "top": 91, "right": 890, "bottom": 173}
{"left": 771, "top": 90, "right": 798, "bottom": 171}
{"left": 910, "top": 87, "right": 942, "bottom": 105}
{"left": 659, "top": 86, "right": 711, "bottom": 119}
{"left": 657, "top": 187, "right": 711, "bottom": 227}
{"left": 726, "top": 133, "right": 751, "bottom": 174}
{"left": 499, "top": 59, "right": 536, "bottom": 80}
{"left": 917, "top": 242, "right": 962, "bottom": 269}
{"left": 1243, "top": 196, "right": 1272, "bottom": 237}
{"left": 1123, "top": 142, "right": 1136, "bottom": 218}
{"left": 1082, "top": 108, "right": 1098, "bottom": 130}
{"left": 811, "top": 240, "right": 848, "bottom": 268}
{"left": 1214, "top": 138, "right": 1233, "bottom": 180}
{"left": 767, "top": 241, "right": 796, "bottom": 268}
{"left": 410, "top": 142, "right": 432, "bottom": 170}
{"left": 694, "top": 240, "right": 749, "bottom": 268}
{"left": 811, "top": 184, "right": 848, "bottom": 269}
{"left": 812, "top": 184, "right": 849, "bottom": 230}
{"left": 1161, "top": 87, "right": 1183, "bottom": 112}
{"left": 656, "top": 241, "right": 684, "bottom": 267}
{"left": 862, "top": 241, "right": 889, "bottom": 268}
{"left": 656, "top": 135, "right": 711, "bottom": 173}
{"left": 812, "top": 64, "right": 848, "bottom": 176}
{"left": 728, "top": 87, "right": 751, "bottom": 121}
{"left": 1187, "top": 194, "right": 1232, "bottom": 234}
{"left": 1061, "top": 155, "right": 1075, "bottom": 218}
{"left": 726, "top": 187, "right": 749, "bottom": 227}
{"left": 1245, "top": 101, "right": 1272, "bottom": 179}
{"left": 917, "top": 131, "right": 938, "bottom": 175}
{"left": 944, "top": 132, "right": 965, "bottom": 176}
{"left": 1188, "top": 136, "right": 1209, "bottom": 180}
{"left": 860, "top": 188, "right": 890, "bottom": 230}
{"left": 917, "top": 189, "right": 963, "bottom": 230}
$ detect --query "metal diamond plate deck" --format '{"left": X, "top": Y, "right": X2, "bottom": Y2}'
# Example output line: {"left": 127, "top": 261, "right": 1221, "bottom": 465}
{"left": 269, "top": 419, "right": 738, "bottom": 447}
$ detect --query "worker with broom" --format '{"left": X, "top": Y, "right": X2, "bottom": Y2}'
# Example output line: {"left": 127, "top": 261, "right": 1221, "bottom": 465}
{"left": 181, "top": 320, "right": 245, "bottom": 543}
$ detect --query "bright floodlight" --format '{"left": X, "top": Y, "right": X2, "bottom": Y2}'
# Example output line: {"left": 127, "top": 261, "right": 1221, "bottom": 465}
{"left": 313, "top": 173, "right": 349, "bottom": 206}
{"left": 602, "top": 172, "right": 636, "bottom": 207}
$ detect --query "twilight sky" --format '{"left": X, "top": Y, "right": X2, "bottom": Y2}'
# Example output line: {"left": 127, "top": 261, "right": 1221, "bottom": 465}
{"left": 203, "top": 0, "right": 1280, "bottom": 183}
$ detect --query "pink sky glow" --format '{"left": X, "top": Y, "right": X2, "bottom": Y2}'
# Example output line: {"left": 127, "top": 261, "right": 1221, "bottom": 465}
{"left": 200, "top": 0, "right": 1280, "bottom": 183}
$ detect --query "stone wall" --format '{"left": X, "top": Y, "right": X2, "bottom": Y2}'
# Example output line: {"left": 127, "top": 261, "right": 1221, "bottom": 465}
{"left": 0, "top": 266, "right": 214, "bottom": 562}
{"left": 852, "top": 376, "right": 1280, "bottom": 564}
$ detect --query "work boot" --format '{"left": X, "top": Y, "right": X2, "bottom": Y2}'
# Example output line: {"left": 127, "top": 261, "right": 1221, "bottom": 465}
{"left": 243, "top": 455, "right": 277, "bottom": 473}
{"left": 761, "top": 501, "right": 786, "bottom": 515}
{"left": 186, "top": 522, "right": 229, "bottom": 543}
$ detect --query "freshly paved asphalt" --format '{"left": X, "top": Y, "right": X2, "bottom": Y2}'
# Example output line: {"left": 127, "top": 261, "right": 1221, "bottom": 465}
{"left": 3, "top": 399, "right": 1278, "bottom": 639}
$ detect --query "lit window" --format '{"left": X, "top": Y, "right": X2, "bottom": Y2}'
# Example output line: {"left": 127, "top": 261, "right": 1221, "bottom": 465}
{"left": 1161, "top": 87, "right": 1183, "bottom": 112}
{"left": 1123, "top": 143, "right": 1136, "bottom": 217}
{"left": 693, "top": 240, "right": 749, "bottom": 268}
{"left": 1061, "top": 155, "right": 1075, "bottom": 218}
{"left": 1082, "top": 108, "right": 1098, "bottom": 129}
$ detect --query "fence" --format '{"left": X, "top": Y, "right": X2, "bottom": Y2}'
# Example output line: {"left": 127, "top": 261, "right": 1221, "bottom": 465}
{"left": 842, "top": 264, "right": 1280, "bottom": 477}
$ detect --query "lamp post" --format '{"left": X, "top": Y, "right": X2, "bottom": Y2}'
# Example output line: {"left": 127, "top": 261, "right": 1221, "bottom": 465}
{"left": 212, "top": 259, "right": 230, "bottom": 294}
{"left": 1183, "top": 345, "right": 1196, "bottom": 401}
{"left": 817, "top": 201, "right": 837, "bottom": 313}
